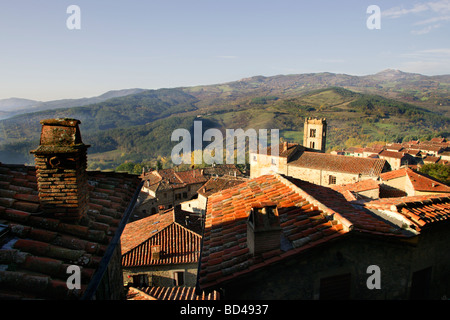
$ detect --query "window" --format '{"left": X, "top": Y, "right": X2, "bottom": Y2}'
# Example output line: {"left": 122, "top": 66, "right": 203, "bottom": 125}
{"left": 173, "top": 271, "right": 185, "bottom": 286}
{"left": 319, "top": 273, "right": 351, "bottom": 300}
{"left": 310, "top": 141, "right": 315, "bottom": 149}
{"left": 183, "top": 192, "right": 188, "bottom": 199}
{"left": 271, "top": 158, "right": 276, "bottom": 165}
{"left": 132, "top": 274, "right": 150, "bottom": 287}
{"left": 310, "top": 129, "right": 316, "bottom": 138}
{"left": 329, "top": 175, "right": 337, "bottom": 185}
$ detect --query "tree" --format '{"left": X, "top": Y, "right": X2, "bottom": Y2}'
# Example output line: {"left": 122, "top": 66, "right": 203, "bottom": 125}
{"left": 419, "top": 163, "right": 450, "bottom": 185}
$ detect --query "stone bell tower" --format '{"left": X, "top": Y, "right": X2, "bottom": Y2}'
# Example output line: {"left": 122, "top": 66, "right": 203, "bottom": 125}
{"left": 30, "top": 118, "right": 90, "bottom": 223}
{"left": 303, "top": 117, "right": 327, "bottom": 153}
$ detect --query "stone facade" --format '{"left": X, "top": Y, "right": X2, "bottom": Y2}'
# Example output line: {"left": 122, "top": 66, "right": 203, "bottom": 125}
{"left": 219, "top": 228, "right": 450, "bottom": 299}
{"left": 303, "top": 117, "right": 327, "bottom": 152}
{"left": 123, "top": 263, "right": 199, "bottom": 288}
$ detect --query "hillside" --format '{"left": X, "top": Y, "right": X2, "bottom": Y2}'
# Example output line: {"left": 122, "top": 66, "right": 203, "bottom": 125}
{"left": 0, "top": 70, "right": 448, "bottom": 170}
{"left": 0, "top": 88, "right": 147, "bottom": 120}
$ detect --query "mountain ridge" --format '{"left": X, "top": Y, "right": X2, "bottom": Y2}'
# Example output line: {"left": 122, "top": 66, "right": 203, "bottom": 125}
{"left": 0, "top": 70, "right": 448, "bottom": 170}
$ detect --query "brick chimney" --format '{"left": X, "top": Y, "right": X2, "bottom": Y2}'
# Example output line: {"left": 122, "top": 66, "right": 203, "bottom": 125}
{"left": 247, "top": 202, "right": 281, "bottom": 255}
{"left": 30, "top": 118, "right": 90, "bottom": 223}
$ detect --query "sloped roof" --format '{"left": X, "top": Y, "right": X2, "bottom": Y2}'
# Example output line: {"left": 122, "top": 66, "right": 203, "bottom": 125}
{"left": 364, "top": 195, "right": 450, "bottom": 231}
{"left": 142, "top": 168, "right": 207, "bottom": 192}
{"left": 198, "top": 174, "right": 404, "bottom": 290}
{"left": 127, "top": 286, "right": 220, "bottom": 300}
{"left": 197, "top": 176, "right": 247, "bottom": 197}
{"left": 289, "top": 152, "right": 388, "bottom": 176}
{"left": 380, "top": 167, "right": 450, "bottom": 193}
{"left": 0, "top": 162, "right": 141, "bottom": 300}
{"left": 379, "top": 150, "right": 406, "bottom": 159}
{"left": 331, "top": 179, "right": 380, "bottom": 194}
{"left": 121, "top": 207, "right": 202, "bottom": 267}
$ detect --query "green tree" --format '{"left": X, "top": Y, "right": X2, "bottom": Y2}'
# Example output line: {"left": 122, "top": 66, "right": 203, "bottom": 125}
{"left": 419, "top": 163, "right": 450, "bottom": 185}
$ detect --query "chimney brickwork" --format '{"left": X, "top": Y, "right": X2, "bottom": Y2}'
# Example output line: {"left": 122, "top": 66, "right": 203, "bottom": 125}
{"left": 247, "top": 203, "right": 282, "bottom": 255}
{"left": 31, "top": 118, "right": 90, "bottom": 223}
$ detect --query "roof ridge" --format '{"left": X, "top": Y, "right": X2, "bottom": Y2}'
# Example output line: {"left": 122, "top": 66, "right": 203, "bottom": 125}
{"left": 274, "top": 174, "right": 353, "bottom": 231}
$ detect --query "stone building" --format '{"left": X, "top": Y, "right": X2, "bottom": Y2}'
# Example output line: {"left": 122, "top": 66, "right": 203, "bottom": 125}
{"left": 197, "top": 173, "right": 450, "bottom": 299}
{"left": 303, "top": 117, "right": 327, "bottom": 152}
{"left": 121, "top": 205, "right": 202, "bottom": 288}
{"left": 250, "top": 118, "right": 390, "bottom": 185}
{"left": 379, "top": 167, "right": 450, "bottom": 197}
{"left": 136, "top": 168, "right": 208, "bottom": 219}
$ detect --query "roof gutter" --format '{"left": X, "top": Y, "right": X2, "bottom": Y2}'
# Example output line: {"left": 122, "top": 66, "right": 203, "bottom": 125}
{"left": 82, "top": 180, "right": 144, "bottom": 300}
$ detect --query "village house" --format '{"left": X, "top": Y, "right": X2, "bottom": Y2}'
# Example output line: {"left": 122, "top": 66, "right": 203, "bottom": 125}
{"left": 121, "top": 205, "right": 202, "bottom": 289}
{"left": 197, "top": 173, "right": 450, "bottom": 299}
{"left": 378, "top": 150, "right": 414, "bottom": 170}
{"left": 250, "top": 118, "right": 390, "bottom": 186}
{"left": 195, "top": 176, "right": 248, "bottom": 212}
{"left": 330, "top": 179, "right": 381, "bottom": 201}
{"left": 379, "top": 167, "right": 450, "bottom": 197}
{"left": 135, "top": 167, "right": 208, "bottom": 219}
{"left": 0, "top": 119, "right": 142, "bottom": 300}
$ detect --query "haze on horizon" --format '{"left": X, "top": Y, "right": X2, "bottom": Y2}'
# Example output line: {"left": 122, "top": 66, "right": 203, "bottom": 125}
{"left": 0, "top": 0, "right": 449, "bottom": 101}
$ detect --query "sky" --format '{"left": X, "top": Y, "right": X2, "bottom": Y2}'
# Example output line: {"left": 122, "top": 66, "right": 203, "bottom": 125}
{"left": 0, "top": 0, "right": 449, "bottom": 101}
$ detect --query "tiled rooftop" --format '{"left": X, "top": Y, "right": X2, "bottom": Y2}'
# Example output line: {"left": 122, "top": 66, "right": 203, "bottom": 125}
{"left": 141, "top": 168, "right": 207, "bottom": 192}
{"left": 379, "top": 150, "right": 406, "bottom": 159}
{"left": 121, "top": 206, "right": 202, "bottom": 268}
{"left": 198, "top": 174, "right": 405, "bottom": 290}
{"left": 380, "top": 167, "right": 450, "bottom": 194}
{"left": 0, "top": 162, "right": 141, "bottom": 299}
{"left": 331, "top": 179, "right": 380, "bottom": 194}
{"left": 364, "top": 195, "right": 450, "bottom": 231}
{"left": 288, "top": 152, "right": 388, "bottom": 176}
{"left": 197, "top": 176, "right": 247, "bottom": 198}
{"left": 126, "top": 286, "right": 220, "bottom": 300}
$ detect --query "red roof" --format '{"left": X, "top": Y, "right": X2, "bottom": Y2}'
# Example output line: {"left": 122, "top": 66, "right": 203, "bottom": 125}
{"left": 379, "top": 150, "right": 406, "bottom": 159}
{"left": 0, "top": 163, "right": 141, "bottom": 299}
{"left": 197, "top": 176, "right": 247, "bottom": 197}
{"left": 331, "top": 179, "right": 380, "bottom": 194}
{"left": 142, "top": 168, "right": 207, "bottom": 192}
{"left": 364, "top": 195, "right": 450, "bottom": 230}
{"left": 289, "top": 152, "right": 388, "bottom": 176}
{"left": 198, "top": 174, "right": 404, "bottom": 290}
{"left": 121, "top": 207, "right": 202, "bottom": 267}
{"left": 127, "top": 286, "right": 220, "bottom": 300}
{"left": 381, "top": 167, "right": 450, "bottom": 193}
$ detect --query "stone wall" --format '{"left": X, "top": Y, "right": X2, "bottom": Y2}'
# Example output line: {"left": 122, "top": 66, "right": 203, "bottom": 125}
{"left": 220, "top": 227, "right": 450, "bottom": 299}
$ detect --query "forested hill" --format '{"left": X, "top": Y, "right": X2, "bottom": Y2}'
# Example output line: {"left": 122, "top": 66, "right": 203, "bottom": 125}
{"left": 0, "top": 70, "right": 448, "bottom": 170}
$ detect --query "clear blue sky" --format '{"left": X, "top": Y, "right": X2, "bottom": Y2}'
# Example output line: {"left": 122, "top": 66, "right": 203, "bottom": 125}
{"left": 0, "top": 0, "right": 449, "bottom": 101}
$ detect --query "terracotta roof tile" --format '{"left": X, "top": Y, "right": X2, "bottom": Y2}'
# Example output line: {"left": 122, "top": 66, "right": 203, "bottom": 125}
{"left": 0, "top": 162, "right": 141, "bottom": 299}
{"left": 364, "top": 194, "right": 450, "bottom": 230}
{"left": 127, "top": 286, "right": 220, "bottom": 300}
{"left": 121, "top": 206, "right": 202, "bottom": 267}
{"left": 198, "top": 173, "right": 404, "bottom": 290}
{"left": 289, "top": 152, "right": 388, "bottom": 176}
{"left": 381, "top": 167, "right": 450, "bottom": 193}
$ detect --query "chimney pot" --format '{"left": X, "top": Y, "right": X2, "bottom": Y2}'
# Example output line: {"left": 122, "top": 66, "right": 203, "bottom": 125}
{"left": 31, "top": 118, "right": 90, "bottom": 223}
{"left": 247, "top": 204, "right": 281, "bottom": 255}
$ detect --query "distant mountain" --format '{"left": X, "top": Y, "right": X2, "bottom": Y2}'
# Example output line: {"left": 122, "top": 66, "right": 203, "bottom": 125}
{"left": 0, "top": 98, "right": 41, "bottom": 111}
{"left": 0, "top": 88, "right": 147, "bottom": 120}
{"left": 0, "top": 70, "right": 448, "bottom": 169}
